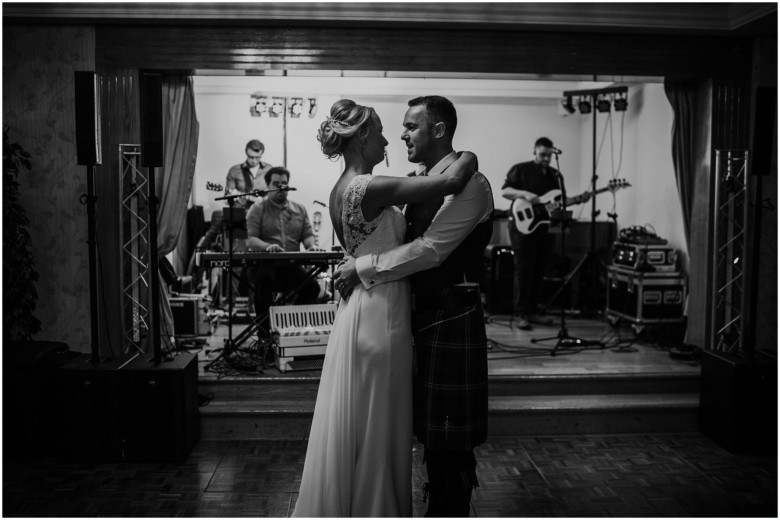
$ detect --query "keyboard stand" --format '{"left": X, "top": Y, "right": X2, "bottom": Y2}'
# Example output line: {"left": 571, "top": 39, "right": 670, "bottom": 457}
{"left": 229, "top": 262, "right": 331, "bottom": 355}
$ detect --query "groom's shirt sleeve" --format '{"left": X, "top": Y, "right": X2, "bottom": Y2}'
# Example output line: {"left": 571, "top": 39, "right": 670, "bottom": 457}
{"left": 355, "top": 173, "right": 493, "bottom": 290}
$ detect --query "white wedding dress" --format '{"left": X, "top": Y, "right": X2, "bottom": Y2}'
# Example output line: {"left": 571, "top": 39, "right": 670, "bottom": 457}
{"left": 292, "top": 174, "right": 413, "bottom": 517}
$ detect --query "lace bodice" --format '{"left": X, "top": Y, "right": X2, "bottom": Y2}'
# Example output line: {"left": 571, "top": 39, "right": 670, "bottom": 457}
{"left": 342, "top": 175, "right": 406, "bottom": 257}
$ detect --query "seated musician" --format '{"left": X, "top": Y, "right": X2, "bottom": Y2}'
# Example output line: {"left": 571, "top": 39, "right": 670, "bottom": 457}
{"left": 245, "top": 166, "right": 323, "bottom": 325}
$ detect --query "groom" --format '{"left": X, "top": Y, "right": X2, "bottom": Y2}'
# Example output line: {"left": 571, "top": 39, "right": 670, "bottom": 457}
{"left": 335, "top": 95, "right": 494, "bottom": 517}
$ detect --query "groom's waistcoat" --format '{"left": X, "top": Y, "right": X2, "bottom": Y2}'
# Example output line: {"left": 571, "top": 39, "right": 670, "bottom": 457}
{"left": 405, "top": 193, "right": 493, "bottom": 294}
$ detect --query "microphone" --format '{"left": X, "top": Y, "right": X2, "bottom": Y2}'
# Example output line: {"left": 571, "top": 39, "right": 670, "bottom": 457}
{"left": 313, "top": 200, "right": 328, "bottom": 208}
{"left": 550, "top": 147, "right": 563, "bottom": 155}
{"left": 384, "top": 150, "right": 389, "bottom": 167}
{"left": 278, "top": 185, "right": 297, "bottom": 192}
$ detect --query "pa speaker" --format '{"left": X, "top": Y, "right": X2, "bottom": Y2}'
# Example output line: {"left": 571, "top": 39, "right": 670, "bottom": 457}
{"left": 140, "top": 72, "right": 164, "bottom": 167}
{"left": 120, "top": 352, "right": 200, "bottom": 462}
{"left": 751, "top": 86, "right": 776, "bottom": 176}
{"left": 74, "top": 71, "right": 102, "bottom": 165}
{"left": 56, "top": 353, "right": 138, "bottom": 461}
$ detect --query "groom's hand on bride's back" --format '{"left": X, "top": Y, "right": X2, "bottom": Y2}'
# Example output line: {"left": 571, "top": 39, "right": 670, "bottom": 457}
{"left": 333, "top": 255, "right": 359, "bottom": 298}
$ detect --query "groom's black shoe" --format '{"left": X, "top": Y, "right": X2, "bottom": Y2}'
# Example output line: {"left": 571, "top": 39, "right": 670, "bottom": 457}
{"left": 422, "top": 481, "right": 447, "bottom": 517}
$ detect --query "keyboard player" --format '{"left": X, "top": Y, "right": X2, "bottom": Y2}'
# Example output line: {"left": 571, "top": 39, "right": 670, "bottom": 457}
{"left": 246, "top": 166, "right": 323, "bottom": 326}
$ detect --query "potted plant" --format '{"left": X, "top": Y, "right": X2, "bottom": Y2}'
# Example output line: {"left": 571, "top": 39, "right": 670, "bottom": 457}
{"left": 3, "top": 126, "right": 41, "bottom": 342}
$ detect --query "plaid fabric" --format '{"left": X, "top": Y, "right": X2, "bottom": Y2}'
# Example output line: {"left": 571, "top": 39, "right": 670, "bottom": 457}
{"left": 412, "top": 290, "right": 488, "bottom": 451}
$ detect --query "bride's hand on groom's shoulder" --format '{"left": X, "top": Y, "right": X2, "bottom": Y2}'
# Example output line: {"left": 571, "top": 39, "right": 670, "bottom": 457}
{"left": 334, "top": 255, "right": 359, "bottom": 299}
{"left": 446, "top": 151, "right": 478, "bottom": 193}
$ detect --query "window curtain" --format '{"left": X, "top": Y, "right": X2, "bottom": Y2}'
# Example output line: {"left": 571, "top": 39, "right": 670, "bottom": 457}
{"left": 156, "top": 75, "right": 199, "bottom": 337}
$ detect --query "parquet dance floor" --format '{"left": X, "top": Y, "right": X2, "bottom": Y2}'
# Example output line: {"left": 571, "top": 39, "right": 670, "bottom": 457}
{"left": 4, "top": 433, "right": 775, "bottom": 517}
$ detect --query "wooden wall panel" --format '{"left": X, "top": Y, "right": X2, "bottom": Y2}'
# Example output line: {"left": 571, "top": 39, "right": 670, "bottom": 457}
{"left": 96, "top": 26, "right": 752, "bottom": 79}
{"left": 2, "top": 25, "right": 95, "bottom": 351}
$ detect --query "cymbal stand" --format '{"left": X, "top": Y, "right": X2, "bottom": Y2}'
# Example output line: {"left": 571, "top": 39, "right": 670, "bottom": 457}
{"left": 530, "top": 152, "right": 604, "bottom": 356}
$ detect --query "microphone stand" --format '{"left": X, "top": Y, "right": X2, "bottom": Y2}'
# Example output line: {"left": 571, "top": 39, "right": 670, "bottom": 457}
{"left": 531, "top": 152, "right": 604, "bottom": 356}
{"left": 205, "top": 187, "right": 267, "bottom": 370}
{"left": 204, "top": 186, "right": 296, "bottom": 371}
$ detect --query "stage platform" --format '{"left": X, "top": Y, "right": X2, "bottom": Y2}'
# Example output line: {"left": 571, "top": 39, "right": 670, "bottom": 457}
{"left": 177, "top": 311, "right": 701, "bottom": 441}
{"left": 189, "top": 312, "right": 698, "bottom": 380}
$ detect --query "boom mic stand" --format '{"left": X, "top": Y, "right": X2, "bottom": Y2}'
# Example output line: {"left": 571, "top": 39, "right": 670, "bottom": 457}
{"left": 204, "top": 186, "right": 297, "bottom": 371}
{"left": 531, "top": 152, "right": 604, "bottom": 356}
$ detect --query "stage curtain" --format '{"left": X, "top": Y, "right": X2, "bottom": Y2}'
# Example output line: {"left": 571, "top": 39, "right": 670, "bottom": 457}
{"left": 663, "top": 79, "right": 697, "bottom": 244}
{"left": 664, "top": 79, "right": 712, "bottom": 347}
{"left": 156, "top": 75, "right": 200, "bottom": 337}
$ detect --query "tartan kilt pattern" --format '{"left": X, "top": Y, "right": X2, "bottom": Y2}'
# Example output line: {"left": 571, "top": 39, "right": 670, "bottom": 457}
{"left": 412, "top": 301, "right": 488, "bottom": 451}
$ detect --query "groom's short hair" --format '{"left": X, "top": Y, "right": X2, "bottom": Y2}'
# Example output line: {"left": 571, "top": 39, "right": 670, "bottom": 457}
{"left": 408, "top": 95, "right": 457, "bottom": 140}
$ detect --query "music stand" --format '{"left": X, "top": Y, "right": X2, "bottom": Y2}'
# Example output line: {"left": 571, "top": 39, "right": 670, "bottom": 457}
{"left": 530, "top": 153, "right": 604, "bottom": 356}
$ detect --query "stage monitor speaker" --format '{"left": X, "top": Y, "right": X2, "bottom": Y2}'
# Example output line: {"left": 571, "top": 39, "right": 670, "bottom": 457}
{"left": 170, "top": 295, "right": 210, "bottom": 337}
{"left": 140, "top": 72, "right": 164, "bottom": 167}
{"left": 56, "top": 353, "right": 138, "bottom": 461}
{"left": 74, "top": 71, "right": 102, "bottom": 165}
{"left": 120, "top": 352, "right": 200, "bottom": 462}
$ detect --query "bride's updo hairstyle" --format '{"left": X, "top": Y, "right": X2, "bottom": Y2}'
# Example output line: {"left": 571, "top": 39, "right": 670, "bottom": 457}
{"left": 318, "top": 99, "right": 374, "bottom": 159}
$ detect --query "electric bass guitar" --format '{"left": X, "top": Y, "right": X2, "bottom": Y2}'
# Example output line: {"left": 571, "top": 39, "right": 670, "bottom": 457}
{"left": 510, "top": 178, "right": 631, "bottom": 235}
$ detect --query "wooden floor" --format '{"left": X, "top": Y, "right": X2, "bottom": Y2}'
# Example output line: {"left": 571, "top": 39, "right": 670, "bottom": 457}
{"left": 3, "top": 313, "right": 776, "bottom": 517}
{"left": 3, "top": 434, "right": 775, "bottom": 517}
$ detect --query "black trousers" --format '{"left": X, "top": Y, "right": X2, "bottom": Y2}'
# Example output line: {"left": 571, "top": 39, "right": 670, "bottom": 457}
{"left": 423, "top": 448, "right": 478, "bottom": 517}
{"left": 247, "top": 264, "right": 320, "bottom": 325}
{"left": 509, "top": 224, "right": 555, "bottom": 315}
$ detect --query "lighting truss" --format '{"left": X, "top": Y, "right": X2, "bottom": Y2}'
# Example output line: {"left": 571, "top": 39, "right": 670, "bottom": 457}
{"left": 711, "top": 150, "right": 750, "bottom": 355}
{"left": 119, "top": 144, "right": 150, "bottom": 354}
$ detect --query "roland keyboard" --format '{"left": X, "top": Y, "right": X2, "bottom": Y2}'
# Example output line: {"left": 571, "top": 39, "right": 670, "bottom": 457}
{"left": 196, "top": 251, "right": 344, "bottom": 269}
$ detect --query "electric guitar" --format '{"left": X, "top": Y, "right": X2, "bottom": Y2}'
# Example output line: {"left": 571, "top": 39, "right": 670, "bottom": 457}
{"left": 206, "top": 181, "right": 260, "bottom": 204}
{"left": 510, "top": 179, "right": 631, "bottom": 234}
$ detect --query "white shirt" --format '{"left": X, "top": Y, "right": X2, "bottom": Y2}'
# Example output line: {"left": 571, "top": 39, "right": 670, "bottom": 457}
{"left": 355, "top": 151, "right": 494, "bottom": 290}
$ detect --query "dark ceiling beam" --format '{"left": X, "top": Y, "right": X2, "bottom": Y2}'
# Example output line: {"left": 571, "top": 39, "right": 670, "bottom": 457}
{"left": 94, "top": 25, "right": 753, "bottom": 80}
{"left": 3, "top": 2, "right": 777, "bottom": 35}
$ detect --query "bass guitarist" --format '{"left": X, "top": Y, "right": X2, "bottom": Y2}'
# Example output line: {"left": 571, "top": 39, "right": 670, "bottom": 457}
{"left": 501, "top": 137, "right": 590, "bottom": 330}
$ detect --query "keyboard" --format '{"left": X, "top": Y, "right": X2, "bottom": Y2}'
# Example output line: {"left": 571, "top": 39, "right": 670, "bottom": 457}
{"left": 196, "top": 251, "right": 344, "bottom": 269}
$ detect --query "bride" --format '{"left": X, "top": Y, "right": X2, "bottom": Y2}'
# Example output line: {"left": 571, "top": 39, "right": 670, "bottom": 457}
{"left": 292, "top": 99, "right": 477, "bottom": 517}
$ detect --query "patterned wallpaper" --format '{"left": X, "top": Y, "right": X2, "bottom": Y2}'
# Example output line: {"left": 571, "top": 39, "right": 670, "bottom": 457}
{"left": 3, "top": 26, "right": 95, "bottom": 352}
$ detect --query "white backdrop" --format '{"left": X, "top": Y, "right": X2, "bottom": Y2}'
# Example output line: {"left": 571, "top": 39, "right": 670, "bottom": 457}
{"left": 191, "top": 76, "right": 687, "bottom": 266}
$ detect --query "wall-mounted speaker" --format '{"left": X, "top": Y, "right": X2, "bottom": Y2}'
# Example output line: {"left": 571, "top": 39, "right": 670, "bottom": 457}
{"left": 140, "top": 72, "right": 164, "bottom": 167}
{"left": 74, "top": 71, "right": 102, "bottom": 165}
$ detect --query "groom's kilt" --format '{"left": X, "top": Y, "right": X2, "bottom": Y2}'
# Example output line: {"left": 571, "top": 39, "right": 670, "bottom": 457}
{"left": 412, "top": 293, "right": 488, "bottom": 451}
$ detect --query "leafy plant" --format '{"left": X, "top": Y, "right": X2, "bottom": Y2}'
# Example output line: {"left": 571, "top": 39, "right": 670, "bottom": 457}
{"left": 3, "top": 126, "right": 41, "bottom": 341}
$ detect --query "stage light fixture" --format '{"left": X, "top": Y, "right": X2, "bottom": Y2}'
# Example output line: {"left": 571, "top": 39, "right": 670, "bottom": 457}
{"left": 561, "top": 96, "right": 576, "bottom": 115}
{"left": 289, "top": 97, "right": 303, "bottom": 118}
{"left": 578, "top": 97, "right": 592, "bottom": 114}
{"left": 308, "top": 98, "right": 318, "bottom": 118}
{"left": 614, "top": 92, "right": 628, "bottom": 111}
{"left": 270, "top": 97, "right": 285, "bottom": 117}
{"left": 596, "top": 94, "right": 611, "bottom": 113}
{"left": 251, "top": 96, "right": 269, "bottom": 117}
